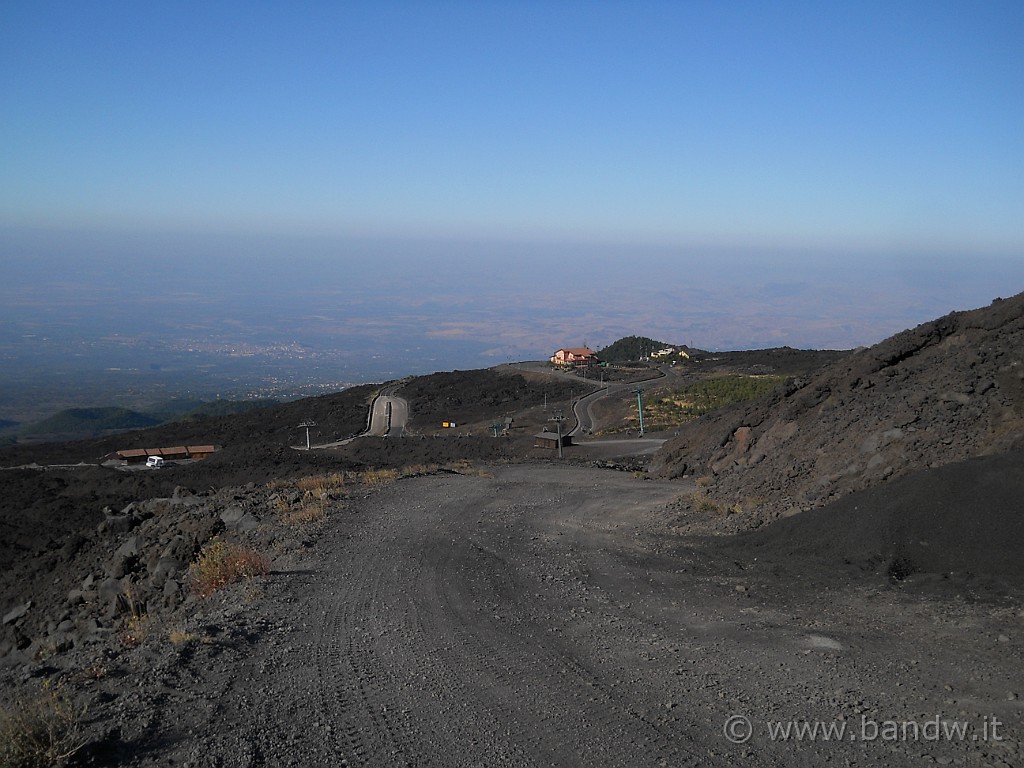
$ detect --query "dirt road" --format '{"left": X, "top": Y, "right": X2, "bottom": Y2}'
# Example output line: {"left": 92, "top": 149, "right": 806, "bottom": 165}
{"left": 101, "top": 465, "right": 1021, "bottom": 767}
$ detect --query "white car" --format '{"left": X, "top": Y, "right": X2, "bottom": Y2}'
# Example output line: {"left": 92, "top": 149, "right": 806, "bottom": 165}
{"left": 145, "top": 456, "right": 165, "bottom": 468}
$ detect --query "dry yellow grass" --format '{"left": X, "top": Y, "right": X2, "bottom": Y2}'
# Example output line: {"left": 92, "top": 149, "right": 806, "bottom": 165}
{"left": 188, "top": 537, "right": 271, "bottom": 598}
{"left": 168, "top": 628, "right": 198, "bottom": 647}
{"left": 361, "top": 468, "right": 399, "bottom": 486}
{"left": 74, "top": 664, "right": 109, "bottom": 682}
{"left": 280, "top": 497, "right": 327, "bottom": 525}
{"left": 117, "top": 614, "right": 149, "bottom": 649}
{"left": 445, "top": 460, "right": 493, "bottom": 478}
{"left": 269, "top": 472, "right": 351, "bottom": 525}
{"left": 296, "top": 472, "right": 346, "bottom": 496}
{"left": 690, "top": 489, "right": 725, "bottom": 514}
{"left": 398, "top": 463, "right": 440, "bottom": 477}
{"left": 116, "top": 587, "right": 149, "bottom": 649}
{"left": 0, "top": 680, "right": 86, "bottom": 768}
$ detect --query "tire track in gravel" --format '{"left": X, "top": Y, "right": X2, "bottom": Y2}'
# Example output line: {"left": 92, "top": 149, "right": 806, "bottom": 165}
{"left": 430, "top": 536, "right": 697, "bottom": 767}
{"left": 298, "top": 466, "right": 706, "bottom": 767}
{"left": 310, "top": 475, "right": 537, "bottom": 767}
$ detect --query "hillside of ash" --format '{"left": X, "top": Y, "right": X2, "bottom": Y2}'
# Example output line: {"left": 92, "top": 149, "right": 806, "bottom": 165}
{"left": 399, "top": 368, "right": 584, "bottom": 430}
{"left": 650, "top": 291, "right": 1024, "bottom": 523}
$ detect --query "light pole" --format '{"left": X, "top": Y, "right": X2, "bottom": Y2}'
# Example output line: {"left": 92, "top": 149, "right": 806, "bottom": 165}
{"left": 633, "top": 388, "right": 645, "bottom": 437}
{"left": 549, "top": 411, "right": 566, "bottom": 459}
{"left": 299, "top": 420, "right": 316, "bottom": 450}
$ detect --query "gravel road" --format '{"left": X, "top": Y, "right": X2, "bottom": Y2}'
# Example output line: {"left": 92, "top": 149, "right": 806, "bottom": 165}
{"left": 94, "top": 465, "right": 1021, "bottom": 768}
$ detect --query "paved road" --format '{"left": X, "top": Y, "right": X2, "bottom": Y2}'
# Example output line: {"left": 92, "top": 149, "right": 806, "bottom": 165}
{"left": 570, "top": 384, "right": 608, "bottom": 435}
{"left": 570, "top": 367, "right": 667, "bottom": 436}
{"left": 303, "top": 385, "right": 410, "bottom": 448}
{"left": 366, "top": 389, "right": 410, "bottom": 437}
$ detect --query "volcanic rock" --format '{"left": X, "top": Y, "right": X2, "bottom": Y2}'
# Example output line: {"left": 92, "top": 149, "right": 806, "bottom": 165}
{"left": 650, "top": 292, "right": 1024, "bottom": 522}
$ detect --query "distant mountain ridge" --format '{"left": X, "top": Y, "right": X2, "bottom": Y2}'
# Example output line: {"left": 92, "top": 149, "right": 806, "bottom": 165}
{"left": 24, "top": 407, "right": 161, "bottom": 437}
{"left": 650, "top": 292, "right": 1024, "bottom": 522}
{"left": 12, "top": 399, "right": 281, "bottom": 441}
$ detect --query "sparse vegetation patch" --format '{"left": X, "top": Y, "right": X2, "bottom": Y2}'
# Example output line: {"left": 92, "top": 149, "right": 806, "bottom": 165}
{"left": 188, "top": 537, "right": 271, "bottom": 598}
{"left": 296, "top": 472, "right": 347, "bottom": 496}
{"left": 361, "top": 468, "right": 399, "bottom": 486}
{"left": 398, "top": 463, "right": 440, "bottom": 478}
{"left": 168, "top": 628, "right": 199, "bottom": 647}
{"left": 0, "top": 680, "right": 85, "bottom": 768}
{"left": 446, "top": 460, "right": 493, "bottom": 478}
{"left": 280, "top": 498, "right": 327, "bottom": 526}
{"left": 642, "top": 374, "right": 787, "bottom": 428}
{"left": 689, "top": 489, "right": 724, "bottom": 514}
{"left": 270, "top": 472, "right": 350, "bottom": 525}
{"left": 116, "top": 587, "right": 149, "bottom": 648}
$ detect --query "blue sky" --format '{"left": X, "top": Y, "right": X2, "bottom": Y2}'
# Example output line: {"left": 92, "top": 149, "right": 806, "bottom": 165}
{"left": 2, "top": 1, "right": 1024, "bottom": 370}
{"left": 3, "top": 0, "right": 1022, "bottom": 251}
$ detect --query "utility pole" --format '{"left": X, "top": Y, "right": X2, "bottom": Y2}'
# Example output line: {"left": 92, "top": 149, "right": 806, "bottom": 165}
{"left": 549, "top": 410, "right": 566, "bottom": 459}
{"left": 299, "top": 420, "right": 316, "bottom": 450}
{"left": 633, "top": 387, "right": 646, "bottom": 437}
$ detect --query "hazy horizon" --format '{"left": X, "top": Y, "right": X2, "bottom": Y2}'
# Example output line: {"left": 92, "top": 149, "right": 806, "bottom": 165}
{"left": 2, "top": 223, "right": 1023, "bottom": 424}
{"left": 6, "top": 223, "right": 1022, "bottom": 354}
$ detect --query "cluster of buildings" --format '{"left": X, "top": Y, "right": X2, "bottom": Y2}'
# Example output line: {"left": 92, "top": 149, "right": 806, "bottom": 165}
{"left": 549, "top": 347, "right": 599, "bottom": 368}
{"left": 109, "top": 444, "right": 219, "bottom": 464}
{"left": 551, "top": 345, "right": 689, "bottom": 366}
{"left": 646, "top": 347, "right": 689, "bottom": 361}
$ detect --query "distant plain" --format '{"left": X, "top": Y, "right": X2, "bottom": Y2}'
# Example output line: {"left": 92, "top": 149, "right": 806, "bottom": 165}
{"left": 3, "top": 226, "right": 1023, "bottom": 426}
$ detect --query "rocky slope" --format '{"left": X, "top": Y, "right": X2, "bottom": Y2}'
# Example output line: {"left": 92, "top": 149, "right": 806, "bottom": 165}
{"left": 650, "top": 292, "right": 1024, "bottom": 521}
{"left": 0, "top": 478, "right": 308, "bottom": 662}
